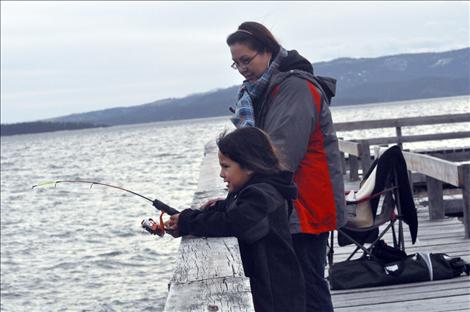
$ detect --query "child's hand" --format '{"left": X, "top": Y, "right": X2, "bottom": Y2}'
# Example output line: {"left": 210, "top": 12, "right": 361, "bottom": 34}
{"left": 164, "top": 213, "right": 181, "bottom": 238}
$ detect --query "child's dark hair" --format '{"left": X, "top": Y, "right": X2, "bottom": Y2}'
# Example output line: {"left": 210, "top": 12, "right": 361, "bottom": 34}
{"left": 226, "top": 21, "right": 281, "bottom": 56}
{"left": 217, "top": 127, "right": 286, "bottom": 175}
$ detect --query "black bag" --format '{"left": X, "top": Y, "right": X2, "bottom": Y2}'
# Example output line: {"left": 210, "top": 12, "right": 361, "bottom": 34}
{"left": 328, "top": 253, "right": 470, "bottom": 290}
{"left": 370, "top": 239, "right": 407, "bottom": 263}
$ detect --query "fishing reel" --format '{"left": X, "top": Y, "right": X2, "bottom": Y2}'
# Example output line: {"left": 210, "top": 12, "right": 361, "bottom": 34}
{"left": 141, "top": 215, "right": 166, "bottom": 237}
{"left": 141, "top": 199, "right": 180, "bottom": 237}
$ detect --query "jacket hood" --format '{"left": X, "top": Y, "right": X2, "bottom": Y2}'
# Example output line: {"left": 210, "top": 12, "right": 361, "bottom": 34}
{"left": 278, "top": 50, "right": 314, "bottom": 74}
{"left": 248, "top": 170, "right": 298, "bottom": 201}
{"left": 270, "top": 59, "right": 337, "bottom": 103}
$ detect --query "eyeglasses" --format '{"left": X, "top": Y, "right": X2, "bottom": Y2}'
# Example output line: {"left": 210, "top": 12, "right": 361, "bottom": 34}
{"left": 231, "top": 52, "right": 259, "bottom": 70}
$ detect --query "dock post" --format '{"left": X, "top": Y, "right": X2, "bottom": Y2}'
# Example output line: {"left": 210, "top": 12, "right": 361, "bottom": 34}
{"left": 340, "top": 152, "right": 347, "bottom": 175}
{"left": 338, "top": 138, "right": 347, "bottom": 175}
{"left": 407, "top": 170, "right": 414, "bottom": 196}
{"left": 461, "top": 164, "right": 470, "bottom": 239}
{"left": 395, "top": 126, "right": 403, "bottom": 149}
{"left": 359, "top": 140, "right": 372, "bottom": 176}
{"left": 426, "top": 176, "right": 444, "bottom": 220}
{"left": 349, "top": 155, "right": 359, "bottom": 181}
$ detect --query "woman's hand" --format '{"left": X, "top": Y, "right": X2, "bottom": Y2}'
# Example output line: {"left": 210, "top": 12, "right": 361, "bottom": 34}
{"left": 200, "top": 197, "right": 224, "bottom": 210}
{"left": 164, "top": 213, "right": 181, "bottom": 237}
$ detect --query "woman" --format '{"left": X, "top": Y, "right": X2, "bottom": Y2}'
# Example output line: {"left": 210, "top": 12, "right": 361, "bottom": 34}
{"left": 165, "top": 127, "right": 305, "bottom": 312}
{"left": 226, "top": 21, "right": 346, "bottom": 312}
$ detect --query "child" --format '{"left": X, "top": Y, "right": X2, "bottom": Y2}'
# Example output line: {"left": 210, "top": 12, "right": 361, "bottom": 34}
{"left": 165, "top": 127, "right": 305, "bottom": 312}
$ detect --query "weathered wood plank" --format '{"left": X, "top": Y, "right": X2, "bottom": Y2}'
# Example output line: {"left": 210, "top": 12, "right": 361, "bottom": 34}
{"left": 333, "top": 281, "right": 469, "bottom": 307}
{"left": 170, "top": 237, "right": 246, "bottom": 284}
{"left": 359, "top": 140, "right": 372, "bottom": 174}
{"left": 334, "top": 112, "right": 470, "bottom": 131}
{"left": 349, "top": 156, "right": 360, "bottom": 181}
{"left": 461, "top": 164, "right": 470, "bottom": 238}
{"left": 331, "top": 276, "right": 470, "bottom": 296}
{"left": 364, "top": 131, "right": 470, "bottom": 145}
{"left": 426, "top": 176, "right": 445, "bottom": 220}
{"left": 420, "top": 198, "right": 465, "bottom": 216}
{"left": 401, "top": 151, "right": 460, "bottom": 186}
{"left": 332, "top": 241, "right": 470, "bottom": 260}
{"left": 334, "top": 293, "right": 470, "bottom": 312}
{"left": 164, "top": 276, "right": 254, "bottom": 312}
{"left": 443, "top": 198, "right": 464, "bottom": 216}
{"left": 164, "top": 140, "right": 254, "bottom": 311}
{"left": 338, "top": 140, "right": 361, "bottom": 156}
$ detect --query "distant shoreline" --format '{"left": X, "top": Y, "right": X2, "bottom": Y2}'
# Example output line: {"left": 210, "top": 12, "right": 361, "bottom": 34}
{"left": 0, "top": 121, "right": 109, "bottom": 137}
{"left": 1, "top": 95, "right": 468, "bottom": 137}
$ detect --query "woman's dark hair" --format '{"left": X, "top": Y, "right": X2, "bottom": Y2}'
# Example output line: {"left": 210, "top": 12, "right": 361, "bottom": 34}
{"left": 226, "top": 21, "right": 280, "bottom": 55}
{"left": 217, "top": 127, "right": 286, "bottom": 175}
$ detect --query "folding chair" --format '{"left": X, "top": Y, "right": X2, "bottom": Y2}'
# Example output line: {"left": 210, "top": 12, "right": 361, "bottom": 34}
{"left": 328, "top": 145, "right": 418, "bottom": 265}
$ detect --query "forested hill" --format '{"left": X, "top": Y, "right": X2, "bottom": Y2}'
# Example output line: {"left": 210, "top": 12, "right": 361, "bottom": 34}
{"left": 1, "top": 121, "right": 108, "bottom": 136}
{"left": 314, "top": 47, "right": 469, "bottom": 105}
{"left": 5, "top": 47, "right": 470, "bottom": 133}
{"left": 50, "top": 86, "right": 240, "bottom": 127}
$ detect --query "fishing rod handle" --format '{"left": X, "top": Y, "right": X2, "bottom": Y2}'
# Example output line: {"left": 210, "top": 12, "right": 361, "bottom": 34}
{"left": 152, "top": 199, "right": 179, "bottom": 215}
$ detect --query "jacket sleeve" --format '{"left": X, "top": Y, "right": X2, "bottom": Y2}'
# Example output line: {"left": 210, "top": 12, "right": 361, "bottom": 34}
{"left": 263, "top": 77, "right": 317, "bottom": 171}
{"left": 178, "top": 185, "right": 276, "bottom": 244}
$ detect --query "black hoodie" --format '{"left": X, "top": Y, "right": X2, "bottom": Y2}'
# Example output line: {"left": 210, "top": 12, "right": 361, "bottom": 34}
{"left": 278, "top": 49, "right": 314, "bottom": 74}
{"left": 279, "top": 49, "right": 336, "bottom": 104}
{"left": 178, "top": 171, "right": 305, "bottom": 312}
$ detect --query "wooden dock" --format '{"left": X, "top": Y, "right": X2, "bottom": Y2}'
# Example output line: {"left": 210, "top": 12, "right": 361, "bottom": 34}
{"left": 332, "top": 179, "right": 470, "bottom": 311}
{"left": 332, "top": 113, "right": 470, "bottom": 311}
{"left": 164, "top": 113, "right": 470, "bottom": 311}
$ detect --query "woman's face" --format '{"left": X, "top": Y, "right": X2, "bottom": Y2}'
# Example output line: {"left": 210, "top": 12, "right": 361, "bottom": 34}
{"left": 230, "top": 42, "right": 272, "bottom": 83}
{"left": 218, "top": 151, "right": 253, "bottom": 193}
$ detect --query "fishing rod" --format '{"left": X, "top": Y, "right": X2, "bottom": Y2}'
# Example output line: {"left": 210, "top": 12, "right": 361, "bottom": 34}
{"left": 32, "top": 180, "right": 180, "bottom": 236}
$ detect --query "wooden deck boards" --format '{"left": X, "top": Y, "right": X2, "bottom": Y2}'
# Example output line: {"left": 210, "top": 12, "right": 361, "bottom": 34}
{"left": 330, "top": 177, "right": 470, "bottom": 311}
{"left": 164, "top": 146, "right": 469, "bottom": 311}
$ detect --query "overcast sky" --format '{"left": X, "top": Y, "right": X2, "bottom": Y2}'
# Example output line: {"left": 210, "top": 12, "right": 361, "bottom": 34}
{"left": 1, "top": 1, "right": 469, "bottom": 123}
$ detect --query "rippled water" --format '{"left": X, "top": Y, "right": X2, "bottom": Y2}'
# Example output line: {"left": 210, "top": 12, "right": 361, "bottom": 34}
{"left": 331, "top": 95, "right": 470, "bottom": 151}
{"left": 1, "top": 117, "right": 232, "bottom": 312}
{"left": 1, "top": 96, "right": 469, "bottom": 311}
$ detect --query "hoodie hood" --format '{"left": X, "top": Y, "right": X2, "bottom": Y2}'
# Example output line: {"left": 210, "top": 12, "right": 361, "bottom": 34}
{"left": 247, "top": 170, "right": 298, "bottom": 201}
{"left": 277, "top": 50, "right": 336, "bottom": 100}
{"left": 278, "top": 50, "right": 314, "bottom": 74}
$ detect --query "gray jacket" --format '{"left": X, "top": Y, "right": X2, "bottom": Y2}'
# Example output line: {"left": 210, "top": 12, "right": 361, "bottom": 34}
{"left": 254, "top": 68, "right": 347, "bottom": 233}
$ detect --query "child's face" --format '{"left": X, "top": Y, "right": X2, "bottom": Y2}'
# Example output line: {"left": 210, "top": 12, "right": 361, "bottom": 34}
{"left": 218, "top": 151, "right": 253, "bottom": 193}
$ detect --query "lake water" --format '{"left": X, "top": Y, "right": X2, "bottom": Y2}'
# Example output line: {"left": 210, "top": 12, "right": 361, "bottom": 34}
{"left": 1, "top": 95, "right": 469, "bottom": 311}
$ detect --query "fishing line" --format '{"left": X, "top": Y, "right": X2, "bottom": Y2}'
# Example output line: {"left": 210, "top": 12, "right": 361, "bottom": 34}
{"left": 32, "top": 180, "right": 180, "bottom": 215}
{"left": 32, "top": 179, "right": 180, "bottom": 237}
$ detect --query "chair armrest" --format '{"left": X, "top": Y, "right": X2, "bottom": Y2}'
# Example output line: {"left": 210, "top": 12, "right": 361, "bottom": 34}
{"left": 346, "top": 186, "right": 398, "bottom": 205}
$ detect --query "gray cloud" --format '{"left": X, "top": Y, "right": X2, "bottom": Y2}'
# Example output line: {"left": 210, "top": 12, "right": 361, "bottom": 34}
{"left": 1, "top": 1, "right": 469, "bottom": 123}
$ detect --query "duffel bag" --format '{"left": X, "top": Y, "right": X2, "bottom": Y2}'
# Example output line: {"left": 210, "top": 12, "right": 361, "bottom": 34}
{"left": 328, "top": 253, "right": 469, "bottom": 290}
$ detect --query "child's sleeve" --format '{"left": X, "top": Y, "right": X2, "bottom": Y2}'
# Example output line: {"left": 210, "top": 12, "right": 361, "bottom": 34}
{"left": 178, "top": 186, "right": 274, "bottom": 244}
{"left": 177, "top": 204, "right": 234, "bottom": 238}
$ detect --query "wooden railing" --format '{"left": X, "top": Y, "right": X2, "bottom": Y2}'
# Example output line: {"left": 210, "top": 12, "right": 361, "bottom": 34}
{"left": 335, "top": 113, "right": 470, "bottom": 239}
{"left": 164, "top": 141, "right": 254, "bottom": 311}
{"left": 374, "top": 147, "right": 470, "bottom": 239}
{"left": 336, "top": 112, "right": 470, "bottom": 181}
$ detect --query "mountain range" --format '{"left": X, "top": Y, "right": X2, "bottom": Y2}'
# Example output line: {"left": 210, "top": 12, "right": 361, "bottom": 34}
{"left": 16, "top": 47, "right": 470, "bottom": 128}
